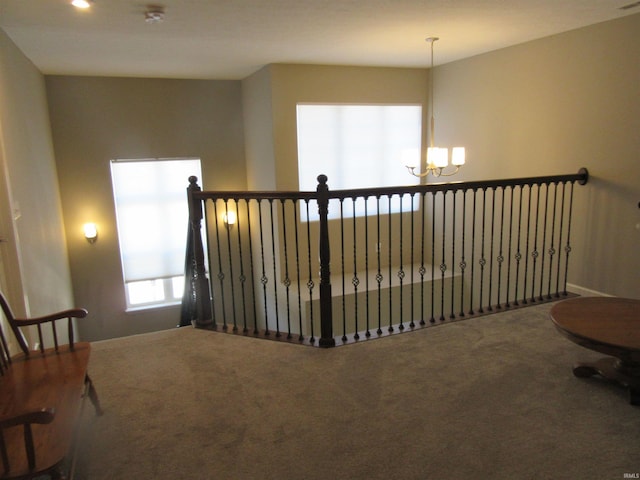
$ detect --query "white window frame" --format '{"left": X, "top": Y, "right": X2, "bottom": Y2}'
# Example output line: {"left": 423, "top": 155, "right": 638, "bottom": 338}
{"left": 123, "top": 276, "right": 186, "bottom": 310}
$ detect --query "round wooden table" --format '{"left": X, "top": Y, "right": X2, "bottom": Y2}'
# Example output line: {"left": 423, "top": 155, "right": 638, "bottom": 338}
{"left": 550, "top": 297, "right": 640, "bottom": 405}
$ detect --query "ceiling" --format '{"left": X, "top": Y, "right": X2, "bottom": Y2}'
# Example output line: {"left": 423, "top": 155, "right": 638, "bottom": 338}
{"left": 1, "top": 0, "right": 638, "bottom": 80}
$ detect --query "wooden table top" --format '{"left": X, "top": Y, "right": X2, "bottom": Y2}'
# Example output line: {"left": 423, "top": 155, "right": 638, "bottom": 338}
{"left": 550, "top": 297, "right": 640, "bottom": 352}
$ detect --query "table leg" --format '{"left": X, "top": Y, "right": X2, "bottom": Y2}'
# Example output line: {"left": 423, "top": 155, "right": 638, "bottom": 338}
{"left": 572, "top": 357, "right": 640, "bottom": 406}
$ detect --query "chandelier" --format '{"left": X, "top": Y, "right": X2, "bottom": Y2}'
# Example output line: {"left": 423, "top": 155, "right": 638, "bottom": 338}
{"left": 406, "top": 37, "right": 465, "bottom": 178}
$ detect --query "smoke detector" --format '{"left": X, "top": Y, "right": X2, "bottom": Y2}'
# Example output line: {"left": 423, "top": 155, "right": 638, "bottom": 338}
{"left": 145, "top": 5, "right": 165, "bottom": 23}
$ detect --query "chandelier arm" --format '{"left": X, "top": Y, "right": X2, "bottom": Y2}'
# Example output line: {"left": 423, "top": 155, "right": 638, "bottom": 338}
{"left": 435, "top": 166, "right": 461, "bottom": 177}
{"left": 406, "top": 166, "right": 432, "bottom": 178}
{"left": 407, "top": 165, "right": 461, "bottom": 178}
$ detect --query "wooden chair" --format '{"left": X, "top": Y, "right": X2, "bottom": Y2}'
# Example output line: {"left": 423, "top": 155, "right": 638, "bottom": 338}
{"left": 0, "top": 290, "right": 102, "bottom": 479}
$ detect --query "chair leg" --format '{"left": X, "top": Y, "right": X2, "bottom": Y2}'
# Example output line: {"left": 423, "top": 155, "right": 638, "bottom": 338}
{"left": 85, "top": 374, "right": 104, "bottom": 416}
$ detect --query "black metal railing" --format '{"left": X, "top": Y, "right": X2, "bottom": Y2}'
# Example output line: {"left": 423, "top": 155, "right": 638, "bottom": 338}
{"left": 182, "top": 169, "right": 588, "bottom": 347}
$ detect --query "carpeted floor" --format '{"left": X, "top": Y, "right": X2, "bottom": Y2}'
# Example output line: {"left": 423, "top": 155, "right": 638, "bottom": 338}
{"left": 75, "top": 300, "right": 640, "bottom": 479}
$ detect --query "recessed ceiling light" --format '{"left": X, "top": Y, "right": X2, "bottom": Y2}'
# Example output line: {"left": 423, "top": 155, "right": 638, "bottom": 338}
{"left": 71, "top": 0, "right": 92, "bottom": 8}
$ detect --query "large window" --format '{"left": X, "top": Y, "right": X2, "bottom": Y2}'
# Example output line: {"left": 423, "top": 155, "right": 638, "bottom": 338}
{"left": 296, "top": 104, "right": 422, "bottom": 219}
{"left": 110, "top": 158, "right": 202, "bottom": 309}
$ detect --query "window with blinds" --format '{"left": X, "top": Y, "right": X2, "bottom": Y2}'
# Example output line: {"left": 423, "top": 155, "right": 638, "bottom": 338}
{"left": 110, "top": 158, "right": 202, "bottom": 309}
{"left": 296, "top": 104, "right": 422, "bottom": 220}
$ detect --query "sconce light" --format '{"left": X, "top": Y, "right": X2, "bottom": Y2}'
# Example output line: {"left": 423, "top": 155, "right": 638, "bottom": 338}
{"left": 83, "top": 223, "right": 98, "bottom": 243}
{"left": 71, "top": 0, "right": 92, "bottom": 9}
{"left": 223, "top": 211, "right": 237, "bottom": 229}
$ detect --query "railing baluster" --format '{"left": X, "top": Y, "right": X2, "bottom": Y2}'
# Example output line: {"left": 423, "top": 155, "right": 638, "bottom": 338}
{"left": 280, "top": 199, "right": 292, "bottom": 339}
{"left": 257, "top": 199, "right": 270, "bottom": 335}
{"left": 388, "top": 195, "right": 393, "bottom": 332}
{"left": 364, "top": 197, "right": 371, "bottom": 337}
{"left": 305, "top": 200, "right": 315, "bottom": 344}
{"left": 376, "top": 196, "right": 383, "bottom": 335}
{"left": 449, "top": 190, "right": 456, "bottom": 319}
{"left": 523, "top": 184, "right": 533, "bottom": 305}
{"left": 245, "top": 199, "right": 258, "bottom": 334}
{"left": 484, "top": 187, "right": 496, "bottom": 312}
{"left": 505, "top": 186, "right": 515, "bottom": 308}
{"left": 398, "top": 194, "right": 405, "bottom": 330}
{"left": 555, "top": 182, "right": 567, "bottom": 299}
{"left": 546, "top": 182, "right": 559, "bottom": 299}
{"left": 496, "top": 187, "right": 506, "bottom": 309}
{"left": 430, "top": 192, "right": 436, "bottom": 323}
{"left": 235, "top": 199, "right": 248, "bottom": 333}
{"left": 268, "top": 200, "right": 280, "bottom": 337}
{"left": 563, "top": 181, "right": 577, "bottom": 296}
{"left": 469, "top": 189, "right": 477, "bottom": 316}
{"left": 439, "top": 192, "right": 446, "bottom": 322}
{"left": 293, "top": 199, "right": 304, "bottom": 341}
{"left": 538, "top": 183, "right": 550, "bottom": 301}
{"left": 213, "top": 200, "right": 227, "bottom": 329}
{"left": 487, "top": 187, "right": 496, "bottom": 311}
{"left": 530, "top": 184, "right": 541, "bottom": 303}
{"left": 478, "top": 188, "right": 487, "bottom": 314}
{"left": 224, "top": 200, "right": 238, "bottom": 332}
{"left": 513, "top": 185, "right": 524, "bottom": 307}
{"left": 352, "top": 197, "right": 360, "bottom": 340}
{"left": 410, "top": 193, "right": 416, "bottom": 328}
{"left": 458, "top": 190, "right": 467, "bottom": 317}
{"left": 419, "top": 192, "right": 426, "bottom": 325}
{"left": 340, "top": 199, "right": 347, "bottom": 342}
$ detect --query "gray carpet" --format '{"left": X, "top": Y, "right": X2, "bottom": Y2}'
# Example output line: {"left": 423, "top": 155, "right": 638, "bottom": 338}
{"left": 76, "top": 301, "right": 640, "bottom": 479}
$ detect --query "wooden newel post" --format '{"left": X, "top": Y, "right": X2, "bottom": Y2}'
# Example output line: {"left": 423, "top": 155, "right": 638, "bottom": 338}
{"left": 317, "top": 175, "right": 335, "bottom": 347}
{"left": 187, "top": 176, "right": 213, "bottom": 328}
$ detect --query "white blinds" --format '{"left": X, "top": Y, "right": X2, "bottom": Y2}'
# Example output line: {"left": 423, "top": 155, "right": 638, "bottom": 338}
{"left": 110, "top": 158, "right": 202, "bottom": 283}
{"left": 296, "top": 104, "right": 421, "bottom": 220}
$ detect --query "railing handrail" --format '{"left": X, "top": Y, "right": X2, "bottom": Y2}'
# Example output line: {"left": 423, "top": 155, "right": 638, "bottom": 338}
{"left": 190, "top": 169, "right": 588, "bottom": 201}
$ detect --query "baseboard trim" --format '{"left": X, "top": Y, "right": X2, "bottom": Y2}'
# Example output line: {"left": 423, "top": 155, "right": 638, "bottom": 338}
{"left": 566, "top": 283, "right": 612, "bottom": 298}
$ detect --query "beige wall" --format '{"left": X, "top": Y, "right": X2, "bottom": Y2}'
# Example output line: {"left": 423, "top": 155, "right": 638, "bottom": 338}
{"left": 242, "top": 63, "right": 428, "bottom": 191}
{"left": 0, "top": 29, "right": 74, "bottom": 332}
{"left": 46, "top": 76, "right": 246, "bottom": 341}
{"left": 433, "top": 14, "right": 639, "bottom": 298}
{"left": 242, "top": 65, "right": 277, "bottom": 191}
{"left": 269, "top": 64, "right": 429, "bottom": 190}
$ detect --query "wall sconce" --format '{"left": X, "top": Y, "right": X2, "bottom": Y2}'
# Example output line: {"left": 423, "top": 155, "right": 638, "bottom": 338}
{"left": 71, "top": 0, "right": 92, "bottom": 9}
{"left": 83, "top": 223, "right": 98, "bottom": 243}
{"left": 223, "top": 211, "right": 237, "bottom": 229}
